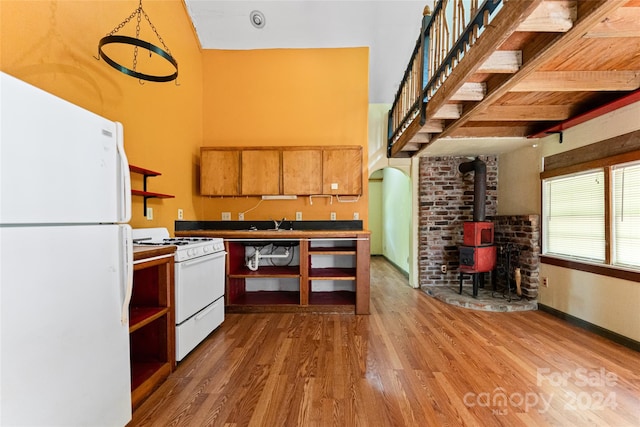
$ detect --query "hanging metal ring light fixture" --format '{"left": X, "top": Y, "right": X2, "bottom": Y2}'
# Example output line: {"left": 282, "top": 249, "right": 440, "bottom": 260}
{"left": 96, "top": 0, "right": 178, "bottom": 83}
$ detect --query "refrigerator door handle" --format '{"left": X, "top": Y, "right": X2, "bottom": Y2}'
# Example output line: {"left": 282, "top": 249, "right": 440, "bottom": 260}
{"left": 116, "top": 122, "right": 132, "bottom": 223}
{"left": 121, "top": 225, "right": 134, "bottom": 325}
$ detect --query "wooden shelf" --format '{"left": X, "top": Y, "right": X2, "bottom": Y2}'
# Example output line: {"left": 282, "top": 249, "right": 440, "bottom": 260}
{"left": 129, "top": 165, "right": 174, "bottom": 215}
{"left": 229, "top": 265, "right": 300, "bottom": 278}
{"left": 308, "top": 247, "right": 357, "bottom": 255}
{"left": 130, "top": 362, "right": 172, "bottom": 409}
{"left": 309, "top": 267, "right": 357, "bottom": 280}
{"left": 229, "top": 291, "right": 301, "bottom": 305}
{"left": 309, "top": 291, "right": 356, "bottom": 306}
{"left": 129, "top": 165, "right": 160, "bottom": 176}
{"left": 131, "top": 189, "right": 174, "bottom": 199}
{"left": 129, "top": 307, "right": 170, "bottom": 333}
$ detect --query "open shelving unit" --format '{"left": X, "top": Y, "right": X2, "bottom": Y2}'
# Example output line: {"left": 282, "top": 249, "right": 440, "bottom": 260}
{"left": 130, "top": 246, "right": 176, "bottom": 409}
{"left": 129, "top": 165, "right": 174, "bottom": 216}
{"left": 224, "top": 234, "right": 370, "bottom": 314}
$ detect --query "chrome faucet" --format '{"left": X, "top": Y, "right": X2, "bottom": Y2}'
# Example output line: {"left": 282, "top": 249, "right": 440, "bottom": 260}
{"left": 273, "top": 217, "right": 285, "bottom": 230}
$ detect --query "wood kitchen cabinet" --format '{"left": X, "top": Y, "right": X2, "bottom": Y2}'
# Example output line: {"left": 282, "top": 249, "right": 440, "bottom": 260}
{"left": 200, "top": 146, "right": 363, "bottom": 196}
{"left": 322, "top": 147, "right": 362, "bottom": 195}
{"left": 241, "top": 149, "right": 280, "bottom": 195}
{"left": 201, "top": 148, "right": 240, "bottom": 195}
{"left": 282, "top": 149, "right": 323, "bottom": 195}
{"left": 130, "top": 246, "right": 176, "bottom": 409}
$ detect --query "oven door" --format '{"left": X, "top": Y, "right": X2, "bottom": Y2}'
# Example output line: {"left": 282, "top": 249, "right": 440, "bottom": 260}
{"left": 175, "top": 250, "right": 226, "bottom": 324}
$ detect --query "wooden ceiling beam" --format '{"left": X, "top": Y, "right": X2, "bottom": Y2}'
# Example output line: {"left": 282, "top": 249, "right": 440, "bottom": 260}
{"left": 512, "top": 71, "right": 640, "bottom": 92}
{"left": 477, "top": 51, "right": 522, "bottom": 73}
{"left": 469, "top": 105, "right": 572, "bottom": 121}
{"left": 432, "top": 104, "right": 463, "bottom": 119}
{"left": 517, "top": 0, "right": 577, "bottom": 32}
{"left": 410, "top": 132, "right": 431, "bottom": 144}
{"left": 429, "top": 0, "right": 627, "bottom": 144}
{"left": 401, "top": 142, "right": 420, "bottom": 152}
{"left": 584, "top": 6, "right": 640, "bottom": 38}
{"left": 448, "top": 126, "right": 532, "bottom": 138}
{"left": 450, "top": 83, "right": 486, "bottom": 101}
{"left": 390, "top": 115, "right": 422, "bottom": 157}
{"left": 425, "top": 0, "right": 543, "bottom": 120}
{"left": 420, "top": 120, "right": 444, "bottom": 133}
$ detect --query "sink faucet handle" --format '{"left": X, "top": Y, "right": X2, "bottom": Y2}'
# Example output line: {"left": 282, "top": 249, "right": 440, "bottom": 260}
{"left": 272, "top": 217, "right": 286, "bottom": 230}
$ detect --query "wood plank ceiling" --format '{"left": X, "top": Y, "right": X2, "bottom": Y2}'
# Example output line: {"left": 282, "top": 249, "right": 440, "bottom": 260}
{"left": 393, "top": 0, "right": 640, "bottom": 158}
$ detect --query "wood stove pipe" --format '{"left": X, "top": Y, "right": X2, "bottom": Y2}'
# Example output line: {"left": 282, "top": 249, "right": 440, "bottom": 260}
{"left": 458, "top": 157, "right": 486, "bottom": 222}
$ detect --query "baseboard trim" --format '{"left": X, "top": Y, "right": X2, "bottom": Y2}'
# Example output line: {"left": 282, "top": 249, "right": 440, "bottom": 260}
{"left": 538, "top": 304, "right": 639, "bottom": 352}
{"left": 380, "top": 255, "right": 410, "bottom": 278}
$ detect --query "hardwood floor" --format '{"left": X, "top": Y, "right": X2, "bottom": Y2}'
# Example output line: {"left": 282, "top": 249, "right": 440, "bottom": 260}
{"left": 129, "top": 257, "right": 640, "bottom": 426}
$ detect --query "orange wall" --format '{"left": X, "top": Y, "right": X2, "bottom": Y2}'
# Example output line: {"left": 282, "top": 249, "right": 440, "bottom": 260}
{"left": 0, "top": 0, "right": 203, "bottom": 232}
{"left": 1, "top": 1, "right": 370, "bottom": 231}
{"left": 200, "top": 49, "right": 369, "bottom": 226}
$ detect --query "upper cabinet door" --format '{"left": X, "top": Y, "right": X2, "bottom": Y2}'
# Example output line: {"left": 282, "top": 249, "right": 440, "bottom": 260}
{"left": 241, "top": 150, "right": 281, "bottom": 195}
{"left": 201, "top": 149, "right": 240, "bottom": 195}
{"left": 323, "top": 147, "right": 363, "bottom": 195}
{"left": 282, "top": 149, "right": 323, "bottom": 195}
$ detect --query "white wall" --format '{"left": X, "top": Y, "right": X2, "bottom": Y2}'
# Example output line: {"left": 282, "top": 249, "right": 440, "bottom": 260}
{"left": 498, "top": 101, "right": 640, "bottom": 342}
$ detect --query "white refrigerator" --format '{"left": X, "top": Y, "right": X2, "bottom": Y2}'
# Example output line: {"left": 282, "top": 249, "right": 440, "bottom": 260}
{"left": 0, "top": 72, "right": 133, "bottom": 426}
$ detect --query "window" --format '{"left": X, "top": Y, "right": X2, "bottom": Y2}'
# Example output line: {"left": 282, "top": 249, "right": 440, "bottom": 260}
{"left": 612, "top": 161, "right": 640, "bottom": 268}
{"left": 542, "top": 159, "right": 640, "bottom": 271}
{"left": 543, "top": 170, "right": 605, "bottom": 262}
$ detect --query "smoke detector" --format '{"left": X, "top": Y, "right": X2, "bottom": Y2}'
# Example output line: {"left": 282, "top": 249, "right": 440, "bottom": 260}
{"left": 250, "top": 10, "right": 265, "bottom": 29}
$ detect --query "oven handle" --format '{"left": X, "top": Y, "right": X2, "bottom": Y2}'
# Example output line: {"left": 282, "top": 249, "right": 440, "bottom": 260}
{"left": 179, "top": 251, "right": 226, "bottom": 267}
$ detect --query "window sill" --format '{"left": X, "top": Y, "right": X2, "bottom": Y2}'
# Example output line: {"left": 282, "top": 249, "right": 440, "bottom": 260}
{"left": 540, "top": 255, "right": 640, "bottom": 282}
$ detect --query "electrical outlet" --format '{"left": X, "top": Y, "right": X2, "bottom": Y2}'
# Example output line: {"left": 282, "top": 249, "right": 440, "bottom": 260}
{"left": 542, "top": 277, "right": 549, "bottom": 287}
{"left": 330, "top": 212, "right": 336, "bottom": 220}
{"left": 146, "top": 207, "right": 153, "bottom": 220}
{"left": 221, "top": 212, "right": 231, "bottom": 221}
{"left": 238, "top": 212, "right": 244, "bottom": 221}
{"left": 177, "top": 209, "right": 183, "bottom": 220}
{"left": 296, "top": 211, "right": 303, "bottom": 221}
{"left": 353, "top": 212, "right": 359, "bottom": 220}
{"left": 441, "top": 265, "right": 447, "bottom": 273}
{"left": 331, "top": 183, "right": 339, "bottom": 190}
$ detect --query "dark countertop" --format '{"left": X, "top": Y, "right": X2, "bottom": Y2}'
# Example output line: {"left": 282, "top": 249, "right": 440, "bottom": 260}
{"left": 175, "top": 220, "right": 363, "bottom": 232}
{"left": 175, "top": 229, "right": 370, "bottom": 240}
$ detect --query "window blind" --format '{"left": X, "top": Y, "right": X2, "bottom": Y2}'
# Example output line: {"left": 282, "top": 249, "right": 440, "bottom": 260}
{"left": 543, "top": 170, "right": 605, "bottom": 261}
{"left": 613, "top": 161, "right": 640, "bottom": 268}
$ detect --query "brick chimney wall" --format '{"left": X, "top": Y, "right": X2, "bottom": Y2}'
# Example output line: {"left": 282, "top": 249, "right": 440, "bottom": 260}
{"left": 418, "top": 156, "right": 498, "bottom": 288}
{"left": 493, "top": 215, "right": 540, "bottom": 299}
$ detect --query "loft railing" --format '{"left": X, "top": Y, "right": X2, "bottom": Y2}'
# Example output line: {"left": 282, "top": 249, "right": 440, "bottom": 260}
{"left": 388, "top": 0, "right": 503, "bottom": 156}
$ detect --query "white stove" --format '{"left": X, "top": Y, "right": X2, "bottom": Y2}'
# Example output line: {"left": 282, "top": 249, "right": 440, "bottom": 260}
{"left": 132, "top": 228, "right": 224, "bottom": 262}
{"left": 132, "top": 228, "right": 226, "bottom": 361}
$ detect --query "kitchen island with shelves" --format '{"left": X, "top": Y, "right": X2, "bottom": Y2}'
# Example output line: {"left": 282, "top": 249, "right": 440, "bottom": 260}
{"left": 175, "top": 228, "right": 370, "bottom": 314}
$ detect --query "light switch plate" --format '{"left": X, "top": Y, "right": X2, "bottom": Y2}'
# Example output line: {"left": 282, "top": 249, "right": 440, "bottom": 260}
{"left": 146, "top": 207, "right": 153, "bottom": 220}
{"left": 353, "top": 212, "right": 359, "bottom": 220}
{"left": 331, "top": 183, "right": 339, "bottom": 190}
{"left": 238, "top": 213, "right": 244, "bottom": 221}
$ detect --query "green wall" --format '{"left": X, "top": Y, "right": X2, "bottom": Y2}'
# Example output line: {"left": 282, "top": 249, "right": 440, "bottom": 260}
{"left": 382, "top": 168, "right": 411, "bottom": 274}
